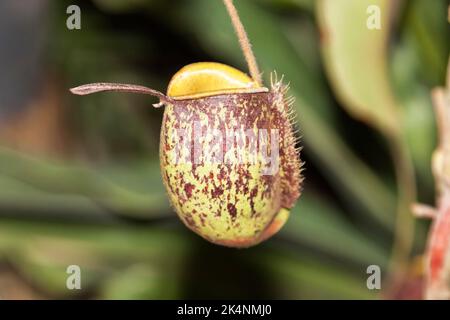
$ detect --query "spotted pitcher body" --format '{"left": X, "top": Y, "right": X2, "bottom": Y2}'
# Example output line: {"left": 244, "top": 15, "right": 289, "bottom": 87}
{"left": 160, "top": 70, "right": 301, "bottom": 246}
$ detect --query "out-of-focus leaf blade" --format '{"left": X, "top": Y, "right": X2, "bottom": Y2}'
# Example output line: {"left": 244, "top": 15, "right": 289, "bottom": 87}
{"left": 392, "top": 41, "right": 435, "bottom": 189}
{"left": 0, "top": 147, "right": 169, "bottom": 218}
{"left": 283, "top": 194, "right": 389, "bottom": 267}
{"left": 0, "top": 218, "right": 190, "bottom": 297}
{"left": 0, "top": 217, "right": 373, "bottom": 299}
{"left": 405, "top": 0, "right": 450, "bottom": 86}
{"left": 316, "top": 0, "right": 402, "bottom": 137}
{"left": 255, "top": 249, "right": 377, "bottom": 299}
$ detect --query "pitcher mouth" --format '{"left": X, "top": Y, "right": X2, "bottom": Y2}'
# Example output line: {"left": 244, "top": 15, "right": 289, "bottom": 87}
{"left": 170, "top": 87, "right": 270, "bottom": 101}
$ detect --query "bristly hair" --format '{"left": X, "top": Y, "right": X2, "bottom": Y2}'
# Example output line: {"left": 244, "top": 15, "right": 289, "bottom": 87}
{"left": 270, "top": 71, "right": 304, "bottom": 205}
{"left": 270, "top": 71, "right": 301, "bottom": 148}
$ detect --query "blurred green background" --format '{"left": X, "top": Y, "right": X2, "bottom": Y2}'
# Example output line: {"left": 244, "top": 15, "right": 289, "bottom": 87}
{"left": 0, "top": 0, "right": 448, "bottom": 299}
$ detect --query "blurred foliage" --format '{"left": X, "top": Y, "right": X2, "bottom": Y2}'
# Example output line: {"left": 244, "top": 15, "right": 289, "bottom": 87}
{"left": 0, "top": 0, "right": 448, "bottom": 299}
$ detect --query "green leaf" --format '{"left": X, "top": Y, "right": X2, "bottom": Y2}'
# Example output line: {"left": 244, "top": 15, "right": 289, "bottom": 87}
{"left": 0, "top": 147, "right": 169, "bottom": 219}
{"left": 283, "top": 194, "right": 389, "bottom": 268}
{"left": 316, "top": 0, "right": 402, "bottom": 137}
{"left": 255, "top": 248, "right": 377, "bottom": 299}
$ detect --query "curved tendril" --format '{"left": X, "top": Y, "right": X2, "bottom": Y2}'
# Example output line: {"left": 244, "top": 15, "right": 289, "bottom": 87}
{"left": 70, "top": 83, "right": 173, "bottom": 107}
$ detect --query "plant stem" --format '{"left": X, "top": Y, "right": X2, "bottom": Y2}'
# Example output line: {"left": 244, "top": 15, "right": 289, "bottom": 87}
{"left": 223, "top": 0, "right": 262, "bottom": 85}
{"left": 386, "top": 132, "right": 417, "bottom": 289}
